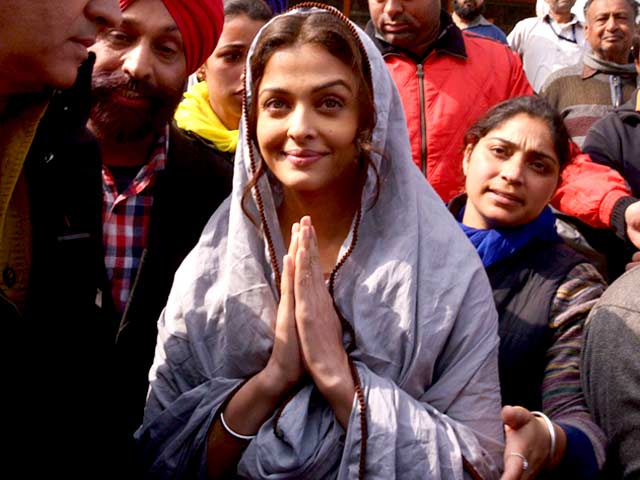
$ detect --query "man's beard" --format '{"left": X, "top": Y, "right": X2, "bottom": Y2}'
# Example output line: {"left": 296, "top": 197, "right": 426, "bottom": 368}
{"left": 90, "top": 70, "right": 183, "bottom": 143}
{"left": 453, "top": 0, "right": 484, "bottom": 22}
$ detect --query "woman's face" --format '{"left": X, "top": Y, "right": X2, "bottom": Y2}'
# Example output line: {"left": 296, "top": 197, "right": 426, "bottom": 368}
{"left": 204, "top": 14, "right": 266, "bottom": 130}
{"left": 462, "top": 113, "right": 560, "bottom": 229}
{"left": 256, "top": 43, "right": 360, "bottom": 197}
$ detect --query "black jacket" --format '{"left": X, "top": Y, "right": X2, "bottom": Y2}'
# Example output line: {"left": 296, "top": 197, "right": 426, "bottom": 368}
{"left": 110, "top": 124, "right": 234, "bottom": 471}
{"left": 583, "top": 89, "right": 640, "bottom": 196}
{"left": 4, "top": 55, "right": 120, "bottom": 477}
{"left": 447, "top": 194, "right": 585, "bottom": 408}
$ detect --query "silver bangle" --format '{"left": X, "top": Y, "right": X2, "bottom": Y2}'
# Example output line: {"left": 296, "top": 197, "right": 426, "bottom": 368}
{"left": 531, "top": 411, "right": 556, "bottom": 462}
{"left": 219, "top": 411, "right": 256, "bottom": 441}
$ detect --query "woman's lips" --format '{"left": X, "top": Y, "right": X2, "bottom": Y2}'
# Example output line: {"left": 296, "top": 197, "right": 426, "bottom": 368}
{"left": 284, "top": 150, "right": 327, "bottom": 167}
{"left": 487, "top": 189, "right": 524, "bottom": 206}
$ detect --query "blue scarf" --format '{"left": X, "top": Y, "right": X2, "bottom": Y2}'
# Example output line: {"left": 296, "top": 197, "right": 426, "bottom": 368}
{"left": 457, "top": 207, "right": 562, "bottom": 268}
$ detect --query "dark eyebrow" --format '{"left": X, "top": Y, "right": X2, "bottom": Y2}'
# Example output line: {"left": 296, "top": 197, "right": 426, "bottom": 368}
{"left": 259, "top": 79, "right": 354, "bottom": 96}
{"left": 311, "top": 79, "right": 354, "bottom": 93}
{"left": 217, "top": 42, "right": 248, "bottom": 49}
{"left": 489, "top": 136, "right": 558, "bottom": 163}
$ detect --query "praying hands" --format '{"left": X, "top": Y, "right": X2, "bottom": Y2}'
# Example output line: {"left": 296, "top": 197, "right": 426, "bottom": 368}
{"left": 271, "top": 216, "right": 356, "bottom": 428}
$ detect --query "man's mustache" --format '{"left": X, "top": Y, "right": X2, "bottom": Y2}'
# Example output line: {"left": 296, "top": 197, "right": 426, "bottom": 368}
{"left": 91, "top": 71, "right": 178, "bottom": 104}
{"left": 88, "top": 70, "right": 184, "bottom": 143}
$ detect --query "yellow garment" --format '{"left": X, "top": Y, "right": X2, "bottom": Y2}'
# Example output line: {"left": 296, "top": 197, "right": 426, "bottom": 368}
{"left": 636, "top": 89, "right": 639, "bottom": 112}
{"left": 0, "top": 96, "right": 49, "bottom": 311}
{"left": 175, "top": 81, "right": 238, "bottom": 153}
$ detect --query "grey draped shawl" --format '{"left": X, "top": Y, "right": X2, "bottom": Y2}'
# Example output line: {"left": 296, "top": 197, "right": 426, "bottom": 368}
{"left": 136, "top": 6, "right": 504, "bottom": 479}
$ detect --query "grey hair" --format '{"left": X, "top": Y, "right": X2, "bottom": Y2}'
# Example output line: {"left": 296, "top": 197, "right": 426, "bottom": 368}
{"left": 584, "top": 0, "right": 638, "bottom": 21}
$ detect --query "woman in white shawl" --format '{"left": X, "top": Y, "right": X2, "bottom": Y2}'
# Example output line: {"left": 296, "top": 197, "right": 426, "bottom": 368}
{"left": 137, "top": 4, "right": 504, "bottom": 479}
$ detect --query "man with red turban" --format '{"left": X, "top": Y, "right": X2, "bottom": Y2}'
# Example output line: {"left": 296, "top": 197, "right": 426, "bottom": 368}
{"left": 87, "top": 0, "right": 232, "bottom": 474}
{"left": 118, "top": 0, "right": 224, "bottom": 76}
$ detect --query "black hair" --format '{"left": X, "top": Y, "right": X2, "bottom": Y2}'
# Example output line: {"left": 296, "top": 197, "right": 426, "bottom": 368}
{"left": 464, "top": 95, "right": 570, "bottom": 169}
{"left": 223, "top": 0, "right": 273, "bottom": 22}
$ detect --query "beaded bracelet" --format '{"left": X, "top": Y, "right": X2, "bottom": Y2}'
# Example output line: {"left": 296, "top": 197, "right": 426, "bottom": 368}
{"left": 531, "top": 411, "right": 556, "bottom": 463}
{"left": 220, "top": 411, "right": 256, "bottom": 441}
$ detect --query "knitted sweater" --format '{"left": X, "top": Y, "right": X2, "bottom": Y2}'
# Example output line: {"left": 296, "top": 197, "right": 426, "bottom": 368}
{"left": 541, "top": 61, "right": 637, "bottom": 147}
{"left": 0, "top": 96, "right": 48, "bottom": 311}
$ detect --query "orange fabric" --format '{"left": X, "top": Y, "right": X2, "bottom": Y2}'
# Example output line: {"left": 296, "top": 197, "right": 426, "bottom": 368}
{"left": 553, "top": 142, "right": 630, "bottom": 229}
{"left": 119, "top": 0, "right": 223, "bottom": 75}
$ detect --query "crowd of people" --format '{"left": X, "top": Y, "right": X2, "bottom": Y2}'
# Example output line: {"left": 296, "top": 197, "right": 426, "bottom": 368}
{"left": 1, "top": 0, "right": 638, "bottom": 478}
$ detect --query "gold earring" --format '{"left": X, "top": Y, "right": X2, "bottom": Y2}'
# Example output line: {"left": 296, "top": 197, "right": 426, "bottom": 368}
{"left": 196, "top": 67, "right": 206, "bottom": 82}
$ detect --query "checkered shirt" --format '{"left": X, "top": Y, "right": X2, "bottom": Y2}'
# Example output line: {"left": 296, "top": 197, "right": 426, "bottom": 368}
{"left": 102, "top": 128, "right": 168, "bottom": 314}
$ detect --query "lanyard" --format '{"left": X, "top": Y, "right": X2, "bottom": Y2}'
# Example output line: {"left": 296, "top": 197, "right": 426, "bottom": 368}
{"left": 544, "top": 16, "right": 577, "bottom": 44}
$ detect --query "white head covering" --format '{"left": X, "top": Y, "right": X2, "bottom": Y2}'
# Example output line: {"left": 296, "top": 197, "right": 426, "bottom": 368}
{"left": 137, "top": 5, "right": 503, "bottom": 479}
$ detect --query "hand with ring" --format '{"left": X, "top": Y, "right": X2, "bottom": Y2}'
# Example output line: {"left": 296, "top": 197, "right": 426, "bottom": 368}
{"left": 499, "top": 405, "right": 565, "bottom": 480}
{"left": 506, "top": 452, "right": 528, "bottom": 472}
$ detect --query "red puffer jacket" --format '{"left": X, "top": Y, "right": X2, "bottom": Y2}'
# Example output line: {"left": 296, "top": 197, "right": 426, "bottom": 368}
{"left": 373, "top": 20, "right": 632, "bottom": 230}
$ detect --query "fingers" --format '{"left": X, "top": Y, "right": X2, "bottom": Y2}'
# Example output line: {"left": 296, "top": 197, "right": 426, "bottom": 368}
{"left": 624, "top": 202, "right": 640, "bottom": 249}
{"left": 293, "top": 216, "right": 331, "bottom": 326}
{"left": 276, "top": 254, "right": 295, "bottom": 340}
{"left": 626, "top": 251, "right": 640, "bottom": 271}
{"left": 280, "top": 254, "right": 294, "bottom": 302}
{"left": 300, "top": 216, "right": 311, "bottom": 227}
{"left": 288, "top": 222, "right": 300, "bottom": 266}
{"left": 502, "top": 406, "right": 549, "bottom": 480}
{"left": 296, "top": 216, "right": 323, "bottom": 285}
{"left": 502, "top": 405, "right": 531, "bottom": 430}
{"left": 501, "top": 453, "right": 526, "bottom": 480}
{"left": 299, "top": 216, "right": 312, "bottom": 260}
{"left": 271, "top": 253, "right": 304, "bottom": 388}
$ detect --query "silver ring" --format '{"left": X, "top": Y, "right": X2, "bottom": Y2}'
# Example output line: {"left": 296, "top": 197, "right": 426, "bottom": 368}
{"left": 507, "top": 452, "right": 529, "bottom": 471}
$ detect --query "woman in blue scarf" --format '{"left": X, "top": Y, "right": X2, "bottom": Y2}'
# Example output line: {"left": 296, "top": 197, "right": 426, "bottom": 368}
{"left": 449, "top": 96, "right": 606, "bottom": 480}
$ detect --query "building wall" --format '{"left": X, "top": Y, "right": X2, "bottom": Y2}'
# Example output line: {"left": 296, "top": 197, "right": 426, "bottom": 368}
{"left": 483, "top": 1, "right": 536, "bottom": 33}
{"left": 289, "top": 0, "right": 536, "bottom": 31}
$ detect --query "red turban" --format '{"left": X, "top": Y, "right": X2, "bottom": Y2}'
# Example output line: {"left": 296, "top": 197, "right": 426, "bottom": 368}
{"left": 119, "top": 0, "right": 224, "bottom": 75}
